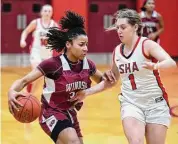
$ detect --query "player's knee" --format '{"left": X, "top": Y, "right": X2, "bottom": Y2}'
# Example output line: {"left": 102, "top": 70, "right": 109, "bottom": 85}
{"left": 128, "top": 137, "right": 144, "bottom": 144}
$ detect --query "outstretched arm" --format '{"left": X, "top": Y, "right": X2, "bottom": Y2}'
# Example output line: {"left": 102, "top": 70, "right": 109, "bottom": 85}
{"left": 85, "top": 60, "right": 119, "bottom": 96}
{"left": 70, "top": 59, "right": 120, "bottom": 103}
{"left": 8, "top": 68, "right": 43, "bottom": 114}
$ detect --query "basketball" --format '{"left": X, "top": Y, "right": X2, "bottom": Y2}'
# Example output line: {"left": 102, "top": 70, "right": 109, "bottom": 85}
{"left": 13, "top": 95, "right": 41, "bottom": 123}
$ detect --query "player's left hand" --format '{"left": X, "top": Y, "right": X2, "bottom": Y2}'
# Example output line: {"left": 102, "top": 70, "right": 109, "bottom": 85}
{"left": 142, "top": 61, "right": 156, "bottom": 70}
{"left": 103, "top": 70, "right": 116, "bottom": 84}
{"left": 70, "top": 90, "right": 87, "bottom": 105}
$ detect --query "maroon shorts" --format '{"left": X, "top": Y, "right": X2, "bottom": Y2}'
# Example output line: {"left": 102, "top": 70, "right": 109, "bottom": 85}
{"left": 39, "top": 108, "right": 82, "bottom": 142}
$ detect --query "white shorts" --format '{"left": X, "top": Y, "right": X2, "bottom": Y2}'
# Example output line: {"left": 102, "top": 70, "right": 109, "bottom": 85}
{"left": 120, "top": 100, "right": 171, "bottom": 127}
{"left": 30, "top": 48, "right": 53, "bottom": 65}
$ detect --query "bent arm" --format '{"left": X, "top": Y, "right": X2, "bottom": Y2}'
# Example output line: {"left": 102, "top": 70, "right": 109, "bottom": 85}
{"left": 9, "top": 68, "right": 43, "bottom": 93}
{"left": 155, "top": 13, "right": 164, "bottom": 37}
{"left": 20, "top": 20, "right": 36, "bottom": 42}
{"left": 144, "top": 40, "right": 177, "bottom": 70}
{"left": 90, "top": 69, "right": 104, "bottom": 83}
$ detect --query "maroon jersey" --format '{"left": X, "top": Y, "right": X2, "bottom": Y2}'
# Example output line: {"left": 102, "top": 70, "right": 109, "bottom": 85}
{"left": 140, "top": 11, "right": 159, "bottom": 42}
{"left": 37, "top": 54, "right": 96, "bottom": 112}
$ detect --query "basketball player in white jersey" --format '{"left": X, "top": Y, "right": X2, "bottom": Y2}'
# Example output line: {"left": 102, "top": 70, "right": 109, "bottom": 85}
{"left": 71, "top": 9, "right": 177, "bottom": 144}
{"left": 20, "top": 4, "right": 58, "bottom": 94}
{"left": 20, "top": 4, "right": 58, "bottom": 142}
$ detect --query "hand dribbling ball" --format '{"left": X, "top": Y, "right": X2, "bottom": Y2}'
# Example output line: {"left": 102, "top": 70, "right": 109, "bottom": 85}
{"left": 13, "top": 95, "right": 41, "bottom": 123}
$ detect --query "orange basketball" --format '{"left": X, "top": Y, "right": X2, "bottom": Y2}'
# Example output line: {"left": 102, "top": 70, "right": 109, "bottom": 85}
{"left": 13, "top": 95, "right": 41, "bottom": 123}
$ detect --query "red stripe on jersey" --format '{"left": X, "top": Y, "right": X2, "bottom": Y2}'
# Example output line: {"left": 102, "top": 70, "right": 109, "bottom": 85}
{"left": 153, "top": 70, "right": 169, "bottom": 106}
{"left": 142, "top": 39, "right": 151, "bottom": 59}
{"left": 151, "top": 57, "right": 169, "bottom": 106}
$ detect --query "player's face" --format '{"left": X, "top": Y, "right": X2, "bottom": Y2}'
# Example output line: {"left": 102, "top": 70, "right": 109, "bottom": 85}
{"left": 67, "top": 35, "right": 88, "bottom": 61}
{"left": 41, "top": 6, "right": 53, "bottom": 19}
{"left": 145, "top": 0, "right": 155, "bottom": 12}
{"left": 116, "top": 18, "right": 136, "bottom": 44}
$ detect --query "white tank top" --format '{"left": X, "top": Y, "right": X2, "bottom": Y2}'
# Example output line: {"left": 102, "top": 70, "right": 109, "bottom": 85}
{"left": 114, "top": 37, "right": 168, "bottom": 108}
{"left": 31, "top": 18, "right": 55, "bottom": 59}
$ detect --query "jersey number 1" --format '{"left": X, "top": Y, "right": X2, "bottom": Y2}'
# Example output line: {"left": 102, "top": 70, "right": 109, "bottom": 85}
{"left": 128, "top": 74, "right": 137, "bottom": 90}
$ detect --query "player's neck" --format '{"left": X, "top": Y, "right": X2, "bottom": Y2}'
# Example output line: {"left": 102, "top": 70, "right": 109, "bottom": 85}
{"left": 41, "top": 18, "right": 51, "bottom": 23}
{"left": 145, "top": 11, "right": 153, "bottom": 18}
{"left": 64, "top": 52, "right": 79, "bottom": 64}
{"left": 125, "top": 35, "right": 139, "bottom": 50}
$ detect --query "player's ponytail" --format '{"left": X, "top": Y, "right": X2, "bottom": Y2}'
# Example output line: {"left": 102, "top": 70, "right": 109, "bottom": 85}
{"left": 46, "top": 10, "right": 86, "bottom": 52}
{"left": 46, "top": 27, "right": 67, "bottom": 52}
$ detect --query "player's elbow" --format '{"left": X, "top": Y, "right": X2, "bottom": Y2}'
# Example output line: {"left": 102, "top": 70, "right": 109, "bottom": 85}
{"left": 169, "top": 58, "right": 177, "bottom": 68}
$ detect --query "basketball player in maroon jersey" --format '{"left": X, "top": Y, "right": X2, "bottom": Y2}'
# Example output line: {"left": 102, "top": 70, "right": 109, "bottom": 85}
{"left": 8, "top": 11, "right": 115, "bottom": 144}
{"left": 140, "top": 0, "right": 164, "bottom": 43}
{"left": 20, "top": 4, "right": 59, "bottom": 142}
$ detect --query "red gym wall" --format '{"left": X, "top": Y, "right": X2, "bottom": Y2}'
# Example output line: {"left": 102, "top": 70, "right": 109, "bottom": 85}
{"left": 51, "top": 0, "right": 88, "bottom": 29}
{"left": 1, "top": 0, "right": 178, "bottom": 56}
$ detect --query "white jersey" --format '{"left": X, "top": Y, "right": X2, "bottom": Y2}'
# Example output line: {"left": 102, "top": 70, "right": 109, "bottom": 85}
{"left": 31, "top": 18, "right": 55, "bottom": 60}
{"left": 114, "top": 37, "right": 168, "bottom": 109}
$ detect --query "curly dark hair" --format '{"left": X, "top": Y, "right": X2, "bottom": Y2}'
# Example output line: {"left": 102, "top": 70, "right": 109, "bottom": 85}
{"left": 46, "top": 10, "right": 86, "bottom": 52}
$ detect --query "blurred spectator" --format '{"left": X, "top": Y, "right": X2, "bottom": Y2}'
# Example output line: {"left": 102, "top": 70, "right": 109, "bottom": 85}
{"left": 20, "top": 4, "right": 58, "bottom": 94}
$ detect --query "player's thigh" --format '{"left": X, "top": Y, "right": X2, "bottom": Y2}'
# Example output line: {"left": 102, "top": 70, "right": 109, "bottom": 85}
{"left": 121, "top": 102, "right": 145, "bottom": 143}
{"left": 145, "top": 104, "right": 170, "bottom": 144}
{"left": 122, "top": 117, "right": 145, "bottom": 144}
{"left": 146, "top": 104, "right": 171, "bottom": 128}
{"left": 145, "top": 123, "right": 167, "bottom": 144}
{"left": 57, "top": 127, "right": 81, "bottom": 144}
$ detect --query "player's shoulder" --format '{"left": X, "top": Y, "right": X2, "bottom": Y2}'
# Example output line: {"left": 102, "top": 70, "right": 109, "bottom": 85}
{"left": 37, "top": 55, "right": 63, "bottom": 76}
{"left": 114, "top": 43, "right": 122, "bottom": 54}
{"left": 142, "top": 37, "right": 159, "bottom": 50}
{"left": 153, "top": 11, "right": 162, "bottom": 18}
{"left": 31, "top": 18, "right": 39, "bottom": 24}
{"left": 40, "top": 56, "right": 62, "bottom": 68}
{"left": 86, "top": 58, "right": 96, "bottom": 67}
{"left": 139, "top": 11, "right": 145, "bottom": 18}
{"left": 50, "top": 19, "right": 59, "bottom": 27}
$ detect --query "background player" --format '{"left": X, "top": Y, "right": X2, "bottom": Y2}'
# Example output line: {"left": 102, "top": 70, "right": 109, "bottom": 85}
{"left": 71, "top": 9, "right": 177, "bottom": 144}
{"left": 20, "top": 4, "right": 58, "bottom": 95}
{"left": 8, "top": 11, "right": 114, "bottom": 144}
{"left": 140, "top": 0, "right": 164, "bottom": 43}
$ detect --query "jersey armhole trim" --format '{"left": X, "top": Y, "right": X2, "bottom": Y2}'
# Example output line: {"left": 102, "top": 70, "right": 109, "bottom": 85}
{"left": 37, "top": 66, "right": 46, "bottom": 76}
{"left": 142, "top": 39, "right": 151, "bottom": 59}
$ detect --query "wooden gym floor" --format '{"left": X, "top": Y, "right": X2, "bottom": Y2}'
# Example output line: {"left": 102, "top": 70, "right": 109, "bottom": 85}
{"left": 1, "top": 66, "right": 178, "bottom": 144}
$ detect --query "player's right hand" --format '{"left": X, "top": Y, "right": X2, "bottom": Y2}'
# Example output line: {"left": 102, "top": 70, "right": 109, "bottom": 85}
{"left": 8, "top": 90, "right": 29, "bottom": 115}
{"left": 20, "top": 40, "right": 27, "bottom": 48}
